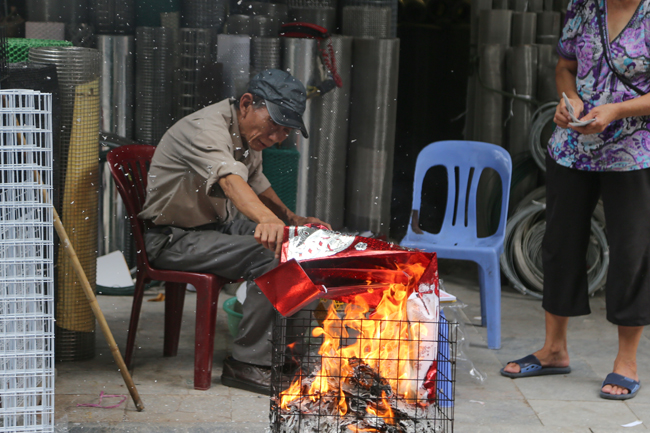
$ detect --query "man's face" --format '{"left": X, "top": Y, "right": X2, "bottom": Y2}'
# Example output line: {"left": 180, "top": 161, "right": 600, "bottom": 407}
{"left": 241, "top": 103, "right": 294, "bottom": 152}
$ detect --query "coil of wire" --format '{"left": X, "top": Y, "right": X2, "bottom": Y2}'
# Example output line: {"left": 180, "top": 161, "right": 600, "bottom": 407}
{"left": 500, "top": 187, "right": 609, "bottom": 299}
{"left": 529, "top": 101, "right": 557, "bottom": 172}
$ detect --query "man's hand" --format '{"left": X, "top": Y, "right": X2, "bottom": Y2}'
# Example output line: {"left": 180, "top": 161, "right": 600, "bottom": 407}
{"left": 555, "top": 96, "right": 584, "bottom": 128}
{"left": 570, "top": 103, "right": 621, "bottom": 135}
{"left": 288, "top": 215, "right": 332, "bottom": 230}
{"left": 254, "top": 218, "right": 286, "bottom": 258}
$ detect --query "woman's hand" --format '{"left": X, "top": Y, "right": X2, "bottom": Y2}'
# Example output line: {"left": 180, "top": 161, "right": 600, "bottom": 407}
{"left": 554, "top": 96, "right": 584, "bottom": 128}
{"left": 570, "top": 103, "right": 621, "bottom": 134}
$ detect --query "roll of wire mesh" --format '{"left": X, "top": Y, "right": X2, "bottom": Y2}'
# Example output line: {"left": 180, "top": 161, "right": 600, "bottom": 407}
{"left": 226, "top": 15, "right": 252, "bottom": 35}
{"left": 98, "top": 35, "right": 135, "bottom": 138}
{"left": 217, "top": 34, "right": 251, "bottom": 98}
{"left": 536, "top": 43, "right": 559, "bottom": 102}
{"left": 284, "top": 0, "right": 337, "bottom": 7}
{"left": 89, "top": 0, "right": 136, "bottom": 34}
{"left": 250, "top": 37, "right": 282, "bottom": 77}
{"left": 289, "top": 7, "right": 337, "bottom": 34}
{"left": 470, "top": 0, "right": 492, "bottom": 46}
{"left": 66, "top": 23, "right": 96, "bottom": 48}
{"left": 240, "top": 2, "right": 288, "bottom": 31}
{"left": 505, "top": 44, "right": 538, "bottom": 156}
{"left": 281, "top": 37, "right": 319, "bottom": 216}
{"left": 345, "top": 38, "right": 400, "bottom": 234}
{"left": 136, "top": 27, "right": 175, "bottom": 144}
{"left": 28, "top": 46, "right": 101, "bottom": 362}
{"left": 501, "top": 192, "right": 608, "bottom": 299}
{"left": 26, "top": 0, "right": 89, "bottom": 25}
{"left": 511, "top": 12, "right": 537, "bottom": 46}
{"left": 478, "top": 9, "right": 513, "bottom": 47}
{"left": 25, "top": 22, "right": 66, "bottom": 40}
{"left": 135, "top": 0, "right": 181, "bottom": 27}
{"left": 251, "top": 16, "right": 273, "bottom": 37}
{"left": 175, "top": 28, "right": 210, "bottom": 122}
{"left": 182, "top": 0, "right": 227, "bottom": 32}
{"left": 343, "top": 0, "right": 398, "bottom": 37}
{"left": 536, "top": 11, "right": 561, "bottom": 41}
{"left": 306, "top": 35, "right": 353, "bottom": 230}
{"left": 475, "top": 44, "right": 506, "bottom": 146}
{"left": 341, "top": 6, "right": 391, "bottom": 38}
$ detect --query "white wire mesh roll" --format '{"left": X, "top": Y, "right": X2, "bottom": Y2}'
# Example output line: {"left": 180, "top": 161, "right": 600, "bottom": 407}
{"left": 216, "top": 34, "right": 251, "bottom": 98}
{"left": 342, "top": 6, "right": 391, "bottom": 38}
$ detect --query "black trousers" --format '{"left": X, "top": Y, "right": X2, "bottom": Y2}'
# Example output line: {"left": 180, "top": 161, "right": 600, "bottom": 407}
{"left": 543, "top": 153, "right": 650, "bottom": 326}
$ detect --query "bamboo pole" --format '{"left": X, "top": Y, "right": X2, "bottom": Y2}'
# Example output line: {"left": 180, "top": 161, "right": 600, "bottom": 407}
{"left": 52, "top": 205, "right": 146, "bottom": 411}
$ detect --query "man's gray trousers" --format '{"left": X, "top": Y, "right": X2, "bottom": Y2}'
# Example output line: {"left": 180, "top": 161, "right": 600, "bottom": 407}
{"left": 144, "top": 220, "right": 279, "bottom": 366}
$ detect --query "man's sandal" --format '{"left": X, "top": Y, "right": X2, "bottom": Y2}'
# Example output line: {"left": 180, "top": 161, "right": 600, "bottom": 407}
{"left": 600, "top": 372, "right": 641, "bottom": 400}
{"left": 500, "top": 354, "right": 571, "bottom": 378}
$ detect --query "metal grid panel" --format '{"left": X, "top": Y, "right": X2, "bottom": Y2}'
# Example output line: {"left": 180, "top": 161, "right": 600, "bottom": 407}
{"left": 270, "top": 307, "right": 456, "bottom": 432}
{"left": 28, "top": 47, "right": 101, "bottom": 362}
{"left": 182, "top": 0, "right": 227, "bottom": 31}
{"left": 0, "top": 90, "right": 55, "bottom": 432}
{"left": 250, "top": 37, "right": 281, "bottom": 77}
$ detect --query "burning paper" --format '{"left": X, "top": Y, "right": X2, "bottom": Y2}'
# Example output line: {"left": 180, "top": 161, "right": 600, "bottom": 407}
{"left": 262, "top": 227, "right": 446, "bottom": 433}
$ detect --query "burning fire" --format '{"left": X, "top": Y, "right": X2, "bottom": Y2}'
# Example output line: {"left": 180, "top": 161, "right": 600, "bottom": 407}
{"left": 279, "top": 261, "right": 429, "bottom": 420}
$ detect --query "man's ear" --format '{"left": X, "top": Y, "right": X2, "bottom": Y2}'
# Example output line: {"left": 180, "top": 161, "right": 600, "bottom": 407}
{"left": 239, "top": 93, "right": 254, "bottom": 118}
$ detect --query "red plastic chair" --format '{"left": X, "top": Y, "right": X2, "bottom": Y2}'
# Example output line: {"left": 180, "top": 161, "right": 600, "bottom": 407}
{"left": 107, "top": 144, "right": 232, "bottom": 390}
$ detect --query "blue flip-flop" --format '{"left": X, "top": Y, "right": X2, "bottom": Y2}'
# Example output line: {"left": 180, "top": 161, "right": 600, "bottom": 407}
{"left": 500, "top": 354, "right": 571, "bottom": 378}
{"left": 600, "top": 372, "right": 641, "bottom": 400}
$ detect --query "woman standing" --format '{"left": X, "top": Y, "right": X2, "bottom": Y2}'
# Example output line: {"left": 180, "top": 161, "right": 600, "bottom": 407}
{"left": 501, "top": 0, "right": 650, "bottom": 399}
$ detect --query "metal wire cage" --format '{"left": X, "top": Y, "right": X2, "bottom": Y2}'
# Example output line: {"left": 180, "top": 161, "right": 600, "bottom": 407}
{"left": 0, "top": 90, "right": 55, "bottom": 432}
{"left": 270, "top": 303, "right": 456, "bottom": 433}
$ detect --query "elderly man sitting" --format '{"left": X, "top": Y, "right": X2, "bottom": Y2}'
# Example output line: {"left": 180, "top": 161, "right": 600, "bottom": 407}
{"left": 139, "top": 69, "right": 330, "bottom": 394}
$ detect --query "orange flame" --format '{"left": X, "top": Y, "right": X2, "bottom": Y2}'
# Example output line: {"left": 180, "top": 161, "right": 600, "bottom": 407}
{"left": 279, "top": 261, "right": 428, "bottom": 421}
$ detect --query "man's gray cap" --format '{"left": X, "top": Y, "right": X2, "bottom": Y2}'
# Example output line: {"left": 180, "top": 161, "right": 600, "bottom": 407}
{"left": 248, "top": 69, "right": 309, "bottom": 138}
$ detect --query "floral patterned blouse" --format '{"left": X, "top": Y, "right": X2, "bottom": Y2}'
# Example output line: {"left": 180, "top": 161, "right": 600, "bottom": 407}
{"left": 549, "top": 0, "right": 650, "bottom": 171}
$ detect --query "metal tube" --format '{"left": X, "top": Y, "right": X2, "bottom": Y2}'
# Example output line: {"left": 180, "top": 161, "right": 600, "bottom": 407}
{"left": 98, "top": 35, "right": 135, "bottom": 138}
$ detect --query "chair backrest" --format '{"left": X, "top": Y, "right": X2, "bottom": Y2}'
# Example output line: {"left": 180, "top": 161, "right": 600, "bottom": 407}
{"left": 406, "top": 140, "right": 513, "bottom": 244}
{"left": 106, "top": 144, "right": 156, "bottom": 270}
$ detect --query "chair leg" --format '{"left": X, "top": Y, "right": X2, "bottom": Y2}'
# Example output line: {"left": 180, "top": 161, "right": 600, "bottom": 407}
{"left": 193, "top": 283, "right": 221, "bottom": 390}
{"left": 164, "top": 282, "right": 187, "bottom": 357}
{"left": 477, "top": 264, "right": 487, "bottom": 328}
{"left": 125, "top": 272, "right": 149, "bottom": 369}
{"left": 478, "top": 256, "right": 502, "bottom": 350}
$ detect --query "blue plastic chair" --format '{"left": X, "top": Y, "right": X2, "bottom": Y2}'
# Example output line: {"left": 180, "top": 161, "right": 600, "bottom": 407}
{"left": 401, "top": 141, "right": 512, "bottom": 349}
